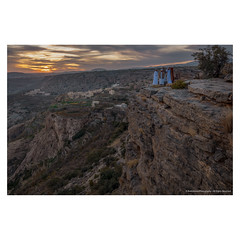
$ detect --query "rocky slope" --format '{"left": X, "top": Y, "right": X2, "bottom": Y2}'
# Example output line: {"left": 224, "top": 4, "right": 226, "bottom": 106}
{"left": 119, "top": 79, "right": 232, "bottom": 194}
{"left": 7, "top": 70, "right": 232, "bottom": 195}
{"left": 8, "top": 87, "right": 130, "bottom": 194}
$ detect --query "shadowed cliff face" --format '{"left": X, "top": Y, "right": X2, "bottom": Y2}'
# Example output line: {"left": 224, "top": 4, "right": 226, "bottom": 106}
{"left": 7, "top": 87, "right": 130, "bottom": 195}
{"left": 119, "top": 79, "right": 232, "bottom": 195}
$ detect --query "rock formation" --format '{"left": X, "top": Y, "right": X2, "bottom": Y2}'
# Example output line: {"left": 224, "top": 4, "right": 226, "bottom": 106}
{"left": 119, "top": 79, "right": 232, "bottom": 194}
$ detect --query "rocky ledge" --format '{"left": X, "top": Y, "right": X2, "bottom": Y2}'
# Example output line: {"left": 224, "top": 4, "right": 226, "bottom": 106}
{"left": 119, "top": 78, "right": 233, "bottom": 194}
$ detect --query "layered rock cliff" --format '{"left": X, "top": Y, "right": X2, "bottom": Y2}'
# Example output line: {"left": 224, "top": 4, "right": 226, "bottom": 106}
{"left": 119, "top": 79, "right": 232, "bottom": 194}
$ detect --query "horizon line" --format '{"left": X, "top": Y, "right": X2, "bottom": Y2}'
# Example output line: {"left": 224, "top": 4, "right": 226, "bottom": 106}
{"left": 8, "top": 60, "right": 197, "bottom": 74}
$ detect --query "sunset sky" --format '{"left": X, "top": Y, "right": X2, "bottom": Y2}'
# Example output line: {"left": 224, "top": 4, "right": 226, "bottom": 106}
{"left": 7, "top": 45, "right": 233, "bottom": 73}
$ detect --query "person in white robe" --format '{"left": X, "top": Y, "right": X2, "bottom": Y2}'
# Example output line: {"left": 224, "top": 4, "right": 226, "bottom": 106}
{"left": 167, "top": 67, "right": 172, "bottom": 84}
{"left": 159, "top": 69, "right": 165, "bottom": 85}
{"left": 153, "top": 70, "right": 158, "bottom": 85}
{"left": 165, "top": 69, "right": 168, "bottom": 84}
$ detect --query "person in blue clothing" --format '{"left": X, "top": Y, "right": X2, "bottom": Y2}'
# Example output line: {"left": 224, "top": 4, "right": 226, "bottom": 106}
{"left": 167, "top": 67, "right": 173, "bottom": 84}
{"left": 153, "top": 69, "right": 158, "bottom": 85}
{"left": 159, "top": 69, "right": 165, "bottom": 85}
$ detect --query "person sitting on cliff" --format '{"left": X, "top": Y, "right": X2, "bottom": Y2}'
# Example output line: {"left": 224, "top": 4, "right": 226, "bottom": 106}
{"left": 170, "top": 67, "right": 175, "bottom": 83}
{"left": 153, "top": 69, "right": 159, "bottom": 85}
{"left": 167, "top": 67, "right": 173, "bottom": 84}
{"left": 159, "top": 69, "right": 165, "bottom": 85}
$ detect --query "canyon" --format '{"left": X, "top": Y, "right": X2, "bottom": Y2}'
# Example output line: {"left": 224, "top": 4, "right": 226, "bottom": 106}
{"left": 7, "top": 67, "right": 232, "bottom": 194}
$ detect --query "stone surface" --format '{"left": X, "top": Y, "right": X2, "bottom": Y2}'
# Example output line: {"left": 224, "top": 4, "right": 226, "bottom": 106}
{"left": 188, "top": 79, "right": 232, "bottom": 103}
{"left": 119, "top": 79, "right": 232, "bottom": 195}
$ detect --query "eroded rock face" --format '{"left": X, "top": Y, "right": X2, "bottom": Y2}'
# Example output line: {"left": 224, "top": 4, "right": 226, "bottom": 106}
{"left": 120, "top": 79, "right": 233, "bottom": 195}
{"left": 8, "top": 138, "right": 31, "bottom": 177}
{"left": 9, "top": 113, "right": 85, "bottom": 181}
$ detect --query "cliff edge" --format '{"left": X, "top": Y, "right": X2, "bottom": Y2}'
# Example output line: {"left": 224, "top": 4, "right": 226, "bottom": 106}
{"left": 119, "top": 79, "right": 232, "bottom": 194}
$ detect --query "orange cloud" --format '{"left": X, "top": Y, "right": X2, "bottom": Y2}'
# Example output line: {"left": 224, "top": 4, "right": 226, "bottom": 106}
{"left": 145, "top": 60, "right": 195, "bottom": 68}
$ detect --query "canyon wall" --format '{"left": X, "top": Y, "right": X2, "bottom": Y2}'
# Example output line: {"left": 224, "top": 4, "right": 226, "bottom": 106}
{"left": 120, "top": 79, "right": 233, "bottom": 194}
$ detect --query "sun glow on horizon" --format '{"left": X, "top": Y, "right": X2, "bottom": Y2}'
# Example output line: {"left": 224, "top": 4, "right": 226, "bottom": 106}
{"left": 144, "top": 60, "right": 196, "bottom": 68}
{"left": 7, "top": 45, "right": 207, "bottom": 73}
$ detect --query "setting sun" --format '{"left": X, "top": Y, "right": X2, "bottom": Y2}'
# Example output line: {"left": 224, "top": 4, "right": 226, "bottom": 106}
{"left": 39, "top": 66, "right": 55, "bottom": 72}
{"left": 8, "top": 45, "right": 232, "bottom": 73}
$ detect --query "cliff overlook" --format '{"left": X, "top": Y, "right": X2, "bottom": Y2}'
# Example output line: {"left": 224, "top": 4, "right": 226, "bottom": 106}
{"left": 7, "top": 68, "right": 232, "bottom": 195}
{"left": 120, "top": 79, "right": 232, "bottom": 194}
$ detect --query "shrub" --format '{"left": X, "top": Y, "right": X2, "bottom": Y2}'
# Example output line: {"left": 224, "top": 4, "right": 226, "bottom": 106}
{"left": 221, "top": 63, "right": 233, "bottom": 82}
{"left": 51, "top": 105, "right": 58, "bottom": 108}
{"left": 89, "top": 180, "right": 94, "bottom": 187}
{"left": 87, "top": 147, "right": 116, "bottom": 165}
{"left": 47, "top": 177, "right": 65, "bottom": 190}
{"left": 81, "top": 166, "right": 90, "bottom": 173}
{"left": 63, "top": 171, "right": 79, "bottom": 180}
{"left": 141, "top": 96, "right": 147, "bottom": 102}
{"left": 221, "top": 63, "right": 233, "bottom": 75}
{"left": 192, "top": 45, "right": 232, "bottom": 78}
{"left": 22, "top": 169, "right": 32, "bottom": 180}
{"left": 104, "top": 156, "right": 117, "bottom": 167}
{"left": 171, "top": 80, "right": 187, "bottom": 89}
{"left": 58, "top": 185, "right": 85, "bottom": 195}
{"left": 121, "top": 146, "right": 126, "bottom": 158}
{"left": 87, "top": 149, "right": 103, "bottom": 164}
{"left": 44, "top": 157, "right": 57, "bottom": 168}
{"left": 8, "top": 178, "right": 20, "bottom": 190}
{"left": 103, "top": 147, "right": 117, "bottom": 156}
{"left": 72, "top": 128, "right": 86, "bottom": 141}
{"left": 109, "top": 122, "right": 128, "bottom": 143}
{"left": 90, "top": 165, "right": 122, "bottom": 194}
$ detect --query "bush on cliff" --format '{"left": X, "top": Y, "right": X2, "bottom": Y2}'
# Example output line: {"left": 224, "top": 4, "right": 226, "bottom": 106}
{"left": 221, "top": 63, "right": 233, "bottom": 82}
{"left": 109, "top": 122, "right": 128, "bottom": 143}
{"left": 171, "top": 80, "right": 187, "bottom": 89}
{"left": 87, "top": 147, "right": 116, "bottom": 165}
{"left": 192, "top": 45, "right": 232, "bottom": 78}
{"left": 72, "top": 128, "right": 86, "bottom": 141}
{"left": 90, "top": 165, "right": 122, "bottom": 194}
{"left": 47, "top": 177, "right": 65, "bottom": 190}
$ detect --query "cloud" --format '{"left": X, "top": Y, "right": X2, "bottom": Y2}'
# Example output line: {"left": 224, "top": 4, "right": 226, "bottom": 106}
{"left": 7, "top": 45, "right": 233, "bottom": 73}
{"left": 8, "top": 45, "right": 47, "bottom": 56}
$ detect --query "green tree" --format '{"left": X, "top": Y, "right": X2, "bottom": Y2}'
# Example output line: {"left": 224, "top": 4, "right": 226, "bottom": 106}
{"left": 192, "top": 45, "right": 232, "bottom": 78}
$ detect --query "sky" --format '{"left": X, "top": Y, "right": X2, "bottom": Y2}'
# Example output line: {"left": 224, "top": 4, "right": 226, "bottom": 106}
{"left": 7, "top": 45, "right": 233, "bottom": 73}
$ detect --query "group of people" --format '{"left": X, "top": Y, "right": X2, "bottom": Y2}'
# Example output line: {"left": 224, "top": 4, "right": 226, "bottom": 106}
{"left": 153, "top": 67, "right": 175, "bottom": 86}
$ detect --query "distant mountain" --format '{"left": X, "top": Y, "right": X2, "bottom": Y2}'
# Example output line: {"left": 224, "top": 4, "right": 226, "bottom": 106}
{"left": 8, "top": 72, "right": 54, "bottom": 79}
{"left": 54, "top": 71, "right": 83, "bottom": 75}
{"left": 8, "top": 72, "right": 28, "bottom": 78}
{"left": 91, "top": 68, "right": 107, "bottom": 72}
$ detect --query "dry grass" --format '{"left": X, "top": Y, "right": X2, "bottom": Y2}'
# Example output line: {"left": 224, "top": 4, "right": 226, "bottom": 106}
{"left": 152, "top": 85, "right": 162, "bottom": 88}
{"left": 141, "top": 96, "right": 147, "bottom": 102}
{"left": 223, "top": 111, "right": 233, "bottom": 133}
{"left": 171, "top": 80, "right": 187, "bottom": 89}
{"left": 141, "top": 185, "right": 148, "bottom": 194}
{"left": 139, "top": 128, "right": 144, "bottom": 134}
{"left": 127, "top": 159, "right": 139, "bottom": 168}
